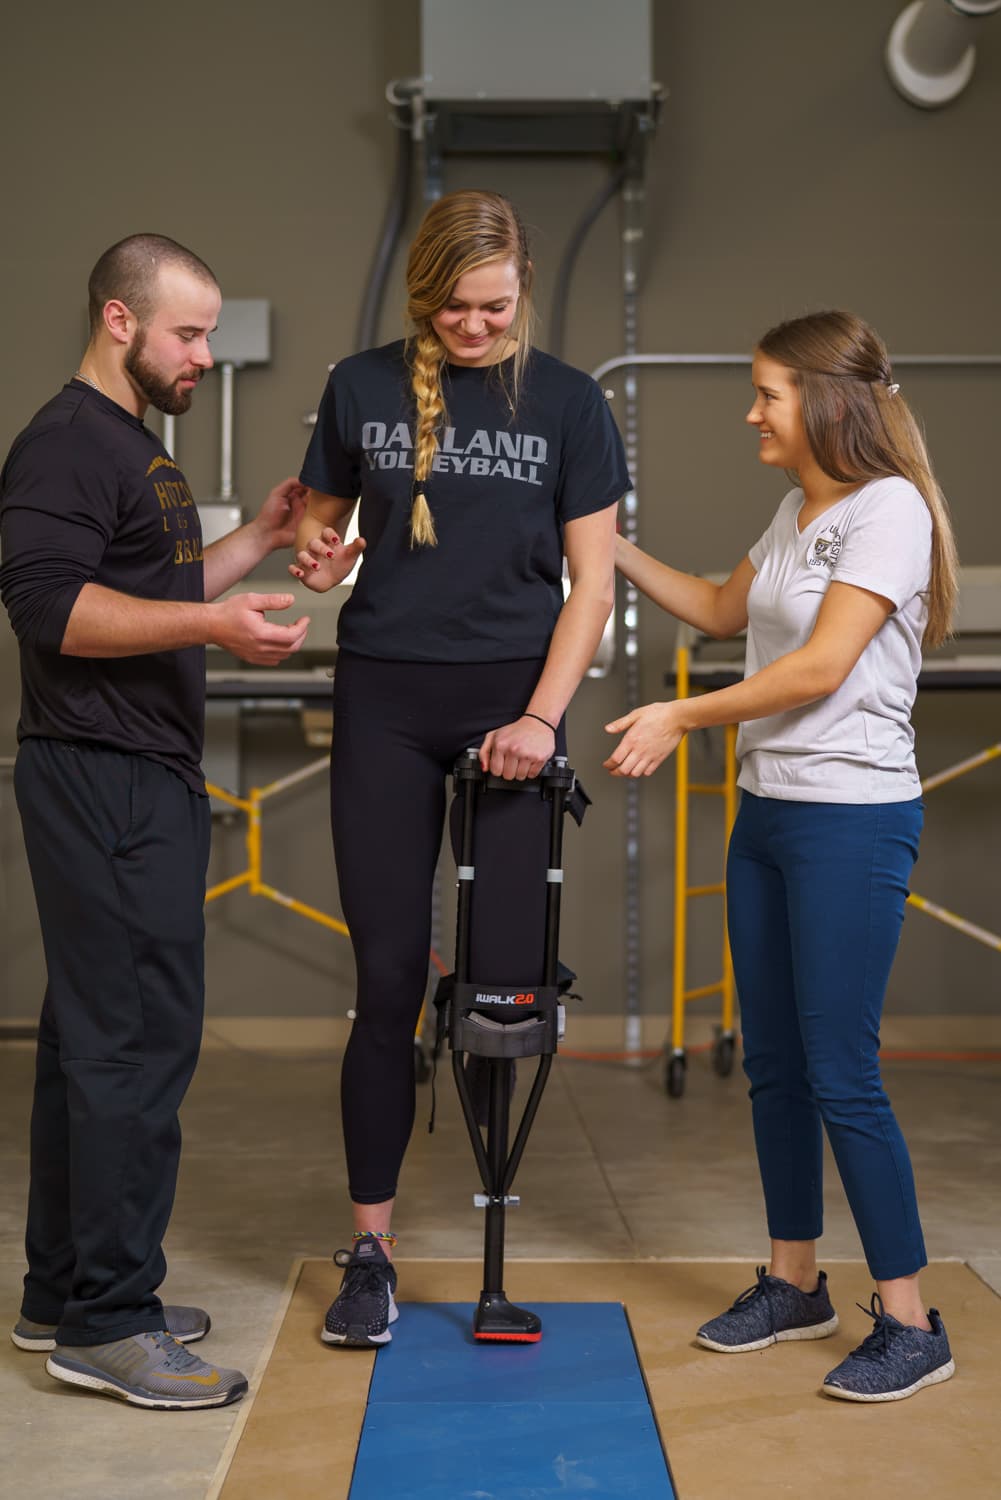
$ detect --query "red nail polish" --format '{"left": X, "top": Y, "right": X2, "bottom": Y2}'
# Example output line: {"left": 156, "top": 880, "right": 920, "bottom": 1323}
{"left": 326, "top": 551, "right": 334, "bottom": 558}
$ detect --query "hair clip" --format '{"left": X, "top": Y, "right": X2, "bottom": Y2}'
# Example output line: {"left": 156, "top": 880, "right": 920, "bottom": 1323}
{"left": 886, "top": 382, "right": 900, "bottom": 396}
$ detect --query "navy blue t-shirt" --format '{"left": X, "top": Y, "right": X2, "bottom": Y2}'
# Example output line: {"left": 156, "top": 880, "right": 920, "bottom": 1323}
{"left": 0, "top": 381, "right": 206, "bottom": 791}
{"left": 299, "top": 340, "right": 629, "bottom": 662}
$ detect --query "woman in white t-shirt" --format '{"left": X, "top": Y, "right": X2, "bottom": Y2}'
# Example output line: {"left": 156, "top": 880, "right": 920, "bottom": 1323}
{"left": 608, "top": 309, "right": 959, "bottom": 1403}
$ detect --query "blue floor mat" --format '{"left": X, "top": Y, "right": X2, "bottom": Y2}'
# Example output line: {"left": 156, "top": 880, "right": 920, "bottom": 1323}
{"left": 349, "top": 1302, "right": 676, "bottom": 1499}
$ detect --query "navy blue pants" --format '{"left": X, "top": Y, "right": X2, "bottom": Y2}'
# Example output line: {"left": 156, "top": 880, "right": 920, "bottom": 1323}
{"left": 726, "top": 791, "right": 927, "bottom": 1281}
{"left": 14, "top": 738, "right": 210, "bottom": 1345}
{"left": 330, "top": 653, "right": 565, "bottom": 1204}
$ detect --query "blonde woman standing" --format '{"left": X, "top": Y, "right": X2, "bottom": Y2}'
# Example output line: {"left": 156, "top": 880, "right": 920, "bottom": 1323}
{"left": 292, "top": 190, "right": 628, "bottom": 1347}
{"left": 607, "top": 310, "right": 959, "bottom": 1402}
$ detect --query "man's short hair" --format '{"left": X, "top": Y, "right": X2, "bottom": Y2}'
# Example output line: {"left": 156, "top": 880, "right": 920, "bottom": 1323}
{"left": 87, "top": 234, "right": 218, "bottom": 336}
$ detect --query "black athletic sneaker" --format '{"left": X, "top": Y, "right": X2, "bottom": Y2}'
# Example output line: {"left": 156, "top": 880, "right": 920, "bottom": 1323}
{"left": 823, "top": 1294, "right": 955, "bottom": 1402}
{"left": 322, "top": 1235, "right": 399, "bottom": 1347}
{"left": 696, "top": 1267, "right": 839, "bottom": 1352}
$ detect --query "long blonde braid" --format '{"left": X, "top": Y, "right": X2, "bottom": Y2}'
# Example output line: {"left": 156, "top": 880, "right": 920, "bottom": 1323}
{"left": 403, "top": 190, "right": 536, "bottom": 549}
{"left": 408, "top": 331, "right": 447, "bottom": 548}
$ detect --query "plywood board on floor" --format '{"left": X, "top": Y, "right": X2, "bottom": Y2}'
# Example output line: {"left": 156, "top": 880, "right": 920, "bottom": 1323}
{"left": 214, "top": 1258, "right": 1000, "bottom": 1500}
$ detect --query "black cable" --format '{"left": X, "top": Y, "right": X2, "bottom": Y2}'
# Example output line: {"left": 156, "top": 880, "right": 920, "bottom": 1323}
{"left": 354, "top": 105, "right": 414, "bottom": 353}
{"left": 548, "top": 160, "right": 628, "bottom": 361}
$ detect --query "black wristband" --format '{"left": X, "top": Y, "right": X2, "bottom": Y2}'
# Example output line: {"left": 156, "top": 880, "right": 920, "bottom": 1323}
{"left": 523, "top": 711, "right": 557, "bottom": 736}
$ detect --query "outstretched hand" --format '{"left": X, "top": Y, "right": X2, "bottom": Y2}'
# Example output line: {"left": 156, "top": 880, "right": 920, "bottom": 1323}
{"left": 209, "top": 592, "right": 310, "bottom": 666}
{"left": 254, "top": 478, "right": 309, "bottom": 551}
{"left": 289, "top": 528, "right": 367, "bottom": 593}
{"left": 604, "top": 701, "right": 685, "bottom": 777}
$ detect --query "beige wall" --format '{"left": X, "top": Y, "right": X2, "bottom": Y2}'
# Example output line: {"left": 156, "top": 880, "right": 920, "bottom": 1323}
{"left": 2, "top": 1, "right": 1000, "bottom": 1028}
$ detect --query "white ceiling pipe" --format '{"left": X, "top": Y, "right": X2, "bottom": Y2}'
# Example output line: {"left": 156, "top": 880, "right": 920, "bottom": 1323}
{"left": 886, "top": 0, "right": 1001, "bottom": 108}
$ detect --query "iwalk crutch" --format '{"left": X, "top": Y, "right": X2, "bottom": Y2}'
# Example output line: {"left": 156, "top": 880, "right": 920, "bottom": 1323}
{"left": 445, "top": 748, "right": 578, "bottom": 1343}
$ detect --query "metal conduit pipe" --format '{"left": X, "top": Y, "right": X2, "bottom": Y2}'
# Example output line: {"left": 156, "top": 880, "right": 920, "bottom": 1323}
{"left": 549, "top": 162, "right": 628, "bottom": 361}
{"left": 219, "top": 363, "right": 235, "bottom": 501}
{"left": 354, "top": 81, "right": 417, "bottom": 352}
{"left": 592, "top": 352, "right": 1001, "bottom": 383}
{"left": 619, "top": 165, "right": 645, "bottom": 1062}
{"left": 886, "top": 0, "right": 1001, "bottom": 108}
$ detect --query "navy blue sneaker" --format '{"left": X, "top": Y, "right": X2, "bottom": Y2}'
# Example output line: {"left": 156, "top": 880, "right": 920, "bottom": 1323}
{"left": 322, "top": 1235, "right": 398, "bottom": 1347}
{"left": 696, "top": 1267, "right": 839, "bottom": 1353}
{"left": 823, "top": 1294, "right": 955, "bottom": 1402}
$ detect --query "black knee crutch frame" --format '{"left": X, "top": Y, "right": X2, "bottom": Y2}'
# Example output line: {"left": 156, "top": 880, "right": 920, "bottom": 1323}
{"left": 441, "top": 748, "right": 583, "bottom": 1344}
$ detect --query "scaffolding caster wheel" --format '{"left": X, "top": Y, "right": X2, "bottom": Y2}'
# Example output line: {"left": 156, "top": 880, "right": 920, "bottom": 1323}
{"left": 414, "top": 1041, "right": 430, "bottom": 1085}
{"left": 473, "top": 1293, "right": 542, "bottom": 1343}
{"left": 712, "top": 1030, "right": 736, "bottom": 1078}
{"left": 665, "top": 1052, "right": 687, "bottom": 1098}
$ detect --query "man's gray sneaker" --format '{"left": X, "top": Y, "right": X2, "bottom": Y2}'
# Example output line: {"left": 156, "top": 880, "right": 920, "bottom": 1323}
{"left": 323, "top": 1235, "right": 399, "bottom": 1347}
{"left": 696, "top": 1267, "right": 839, "bottom": 1353}
{"left": 46, "top": 1331, "right": 247, "bottom": 1409}
{"left": 823, "top": 1294, "right": 955, "bottom": 1402}
{"left": 11, "top": 1304, "right": 210, "bottom": 1353}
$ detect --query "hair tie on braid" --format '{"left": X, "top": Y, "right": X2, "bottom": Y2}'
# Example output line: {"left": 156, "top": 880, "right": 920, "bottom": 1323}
{"left": 410, "top": 480, "right": 437, "bottom": 548}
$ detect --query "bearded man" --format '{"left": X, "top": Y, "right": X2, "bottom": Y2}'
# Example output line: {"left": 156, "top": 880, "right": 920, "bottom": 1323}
{"left": 0, "top": 234, "right": 309, "bottom": 1409}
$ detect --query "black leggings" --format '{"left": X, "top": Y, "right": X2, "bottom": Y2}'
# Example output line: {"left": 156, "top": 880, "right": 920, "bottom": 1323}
{"left": 331, "top": 652, "right": 567, "bottom": 1204}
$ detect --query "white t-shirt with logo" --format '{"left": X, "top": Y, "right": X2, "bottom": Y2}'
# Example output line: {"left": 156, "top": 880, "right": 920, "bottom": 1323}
{"left": 736, "top": 477, "right": 931, "bottom": 804}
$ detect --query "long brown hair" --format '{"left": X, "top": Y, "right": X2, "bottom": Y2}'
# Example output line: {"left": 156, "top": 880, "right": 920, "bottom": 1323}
{"left": 758, "top": 309, "right": 958, "bottom": 647}
{"left": 404, "top": 190, "right": 535, "bottom": 547}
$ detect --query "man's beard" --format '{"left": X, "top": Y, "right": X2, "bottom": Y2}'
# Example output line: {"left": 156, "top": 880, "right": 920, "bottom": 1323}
{"left": 124, "top": 327, "right": 201, "bottom": 415}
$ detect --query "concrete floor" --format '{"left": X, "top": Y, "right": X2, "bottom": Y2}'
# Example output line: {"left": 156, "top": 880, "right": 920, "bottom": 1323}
{"left": 1, "top": 1035, "right": 999, "bottom": 1499}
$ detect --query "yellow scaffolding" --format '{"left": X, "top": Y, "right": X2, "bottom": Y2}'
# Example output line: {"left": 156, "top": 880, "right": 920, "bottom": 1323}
{"left": 205, "top": 756, "right": 349, "bottom": 937}
{"left": 667, "top": 645, "right": 738, "bottom": 1097}
{"left": 669, "top": 645, "right": 1001, "bottom": 1097}
{"left": 204, "top": 756, "right": 445, "bottom": 1070}
{"left": 908, "top": 742, "right": 1001, "bottom": 953}
{"left": 203, "top": 647, "right": 1000, "bottom": 1089}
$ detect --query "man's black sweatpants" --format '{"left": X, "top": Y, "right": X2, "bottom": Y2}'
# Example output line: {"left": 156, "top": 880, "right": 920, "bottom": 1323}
{"left": 14, "top": 737, "right": 210, "bottom": 1346}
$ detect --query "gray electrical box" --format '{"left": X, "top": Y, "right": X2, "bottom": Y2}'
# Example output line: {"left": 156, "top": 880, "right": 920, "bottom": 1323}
{"left": 197, "top": 503, "right": 242, "bottom": 548}
{"left": 421, "top": 0, "right": 652, "bottom": 102}
{"left": 209, "top": 299, "right": 271, "bottom": 366}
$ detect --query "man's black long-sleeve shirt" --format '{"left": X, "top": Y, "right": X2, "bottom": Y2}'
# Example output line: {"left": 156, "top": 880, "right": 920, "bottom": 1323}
{"left": 0, "top": 381, "right": 206, "bottom": 791}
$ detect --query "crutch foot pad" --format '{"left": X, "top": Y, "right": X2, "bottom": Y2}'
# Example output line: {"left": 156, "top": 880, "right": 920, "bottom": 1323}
{"left": 473, "top": 1293, "right": 542, "bottom": 1343}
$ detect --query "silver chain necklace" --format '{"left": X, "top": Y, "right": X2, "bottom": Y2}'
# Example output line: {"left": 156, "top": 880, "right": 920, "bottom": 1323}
{"left": 73, "top": 370, "right": 105, "bottom": 395}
